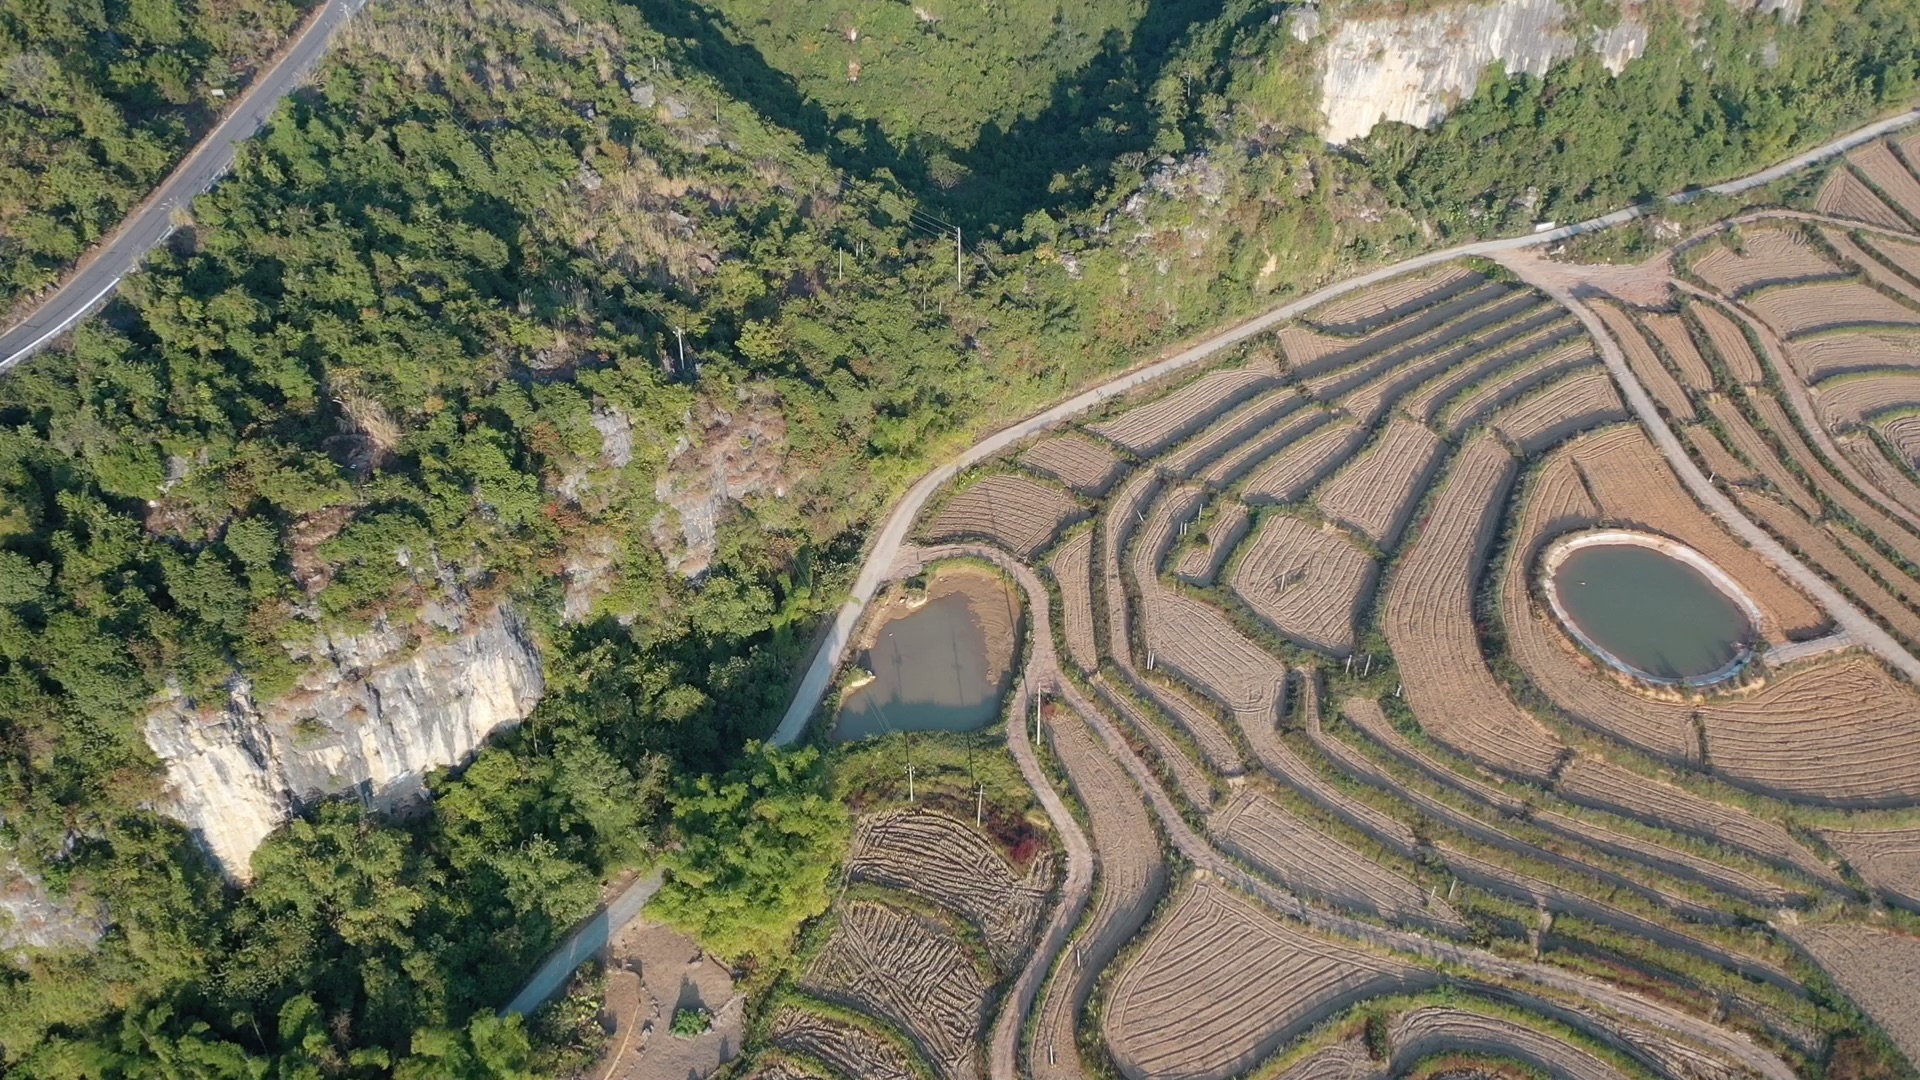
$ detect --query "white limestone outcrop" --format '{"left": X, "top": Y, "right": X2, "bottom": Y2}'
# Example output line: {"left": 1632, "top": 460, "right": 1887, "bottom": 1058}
{"left": 1316, "top": 0, "right": 1647, "bottom": 144}
{"left": 143, "top": 606, "right": 544, "bottom": 880}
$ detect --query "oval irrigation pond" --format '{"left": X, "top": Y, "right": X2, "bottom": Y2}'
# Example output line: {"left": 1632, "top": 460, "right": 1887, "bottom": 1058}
{"left": 1548, "top": 540, "right": 1755, "bottom": 684}
{"left": 834, "top": 569, "right": 1021, "bottom": 741}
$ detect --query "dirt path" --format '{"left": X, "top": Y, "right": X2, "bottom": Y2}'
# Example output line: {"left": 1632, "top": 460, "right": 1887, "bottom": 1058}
{"left": 922, "top": 543, "right": 1796, "bottom": 1080}
{"left": 890, "top": 544, "right": 1094, "bottom": 1080}
{"left": 519, "top": 106, "right": 1920, "bottom": 1022}
{"left": 772, "top": 108, "right": 1920, "bottom": 748}
{"left": 1497, "top": 254, "right": 1920, "bottom": 686}
{"left": 1668, "top": 273, "right": 1920, "bottom": 536}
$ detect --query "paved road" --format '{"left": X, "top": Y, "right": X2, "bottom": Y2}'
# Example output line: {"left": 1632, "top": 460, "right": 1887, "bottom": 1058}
{"left": 511, "top": 107, "right": 1920, "bottom": 1016}
{"left": 951, "top": 543, "right": 1798, "bottom": 1080}
{"left": 769, "top": 106, "right": 1920, "bottom": 747}
{"left": 0, "top": 0, "right": 369, "bottom": 372}
{"left": 502, "top": 869, "right": 662, "bottom": 1016}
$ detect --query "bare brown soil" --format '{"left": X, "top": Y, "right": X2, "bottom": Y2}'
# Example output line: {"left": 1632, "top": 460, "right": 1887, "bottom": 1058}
{"left": 769, "top": 1006, "right": 919, "bottom": 1080}
{"left": 1389, "top": 1007, "right": 1630, "bottom": 1080}
{"left": 1103, "top": 882, "right": 1427, "bottom": 1080}
{"left": 1173, "top": 500, "right": 1249, "bottom": 586}
{"left": 1163, "top": 388, "right": 1306, "bottom": 479}
{"left": 1490, "top": 367, "right": 1629, "bottom": 453}
{"left": 1748, "top": 282, "right": 1920, "bottom": 339}
{"left": 1046, "top": 530, "right": 1101, "bottom": 675}
{"left": 1681, "top": 422, "right": 1760, "bottom": 485}
{"left": 846, "top": 811, "right": 1056, "bottom": 972}
{"left": 1089, "top": 366, "right": 1279, "bottom": 455}
{"left": 802, "top": 899, "right": 992, "bottom": 1080}
{"left": 1228, "top": 513, "right": 1376, "bottom": 657}
{"left": 1785, "top": 923, "right": 1920, "bottom": 1063}
{"left": 1030, "top": 710, "right": 1169, "bottom": 1080}
{"left": 1732, "top": 489, "right": 1920, "bottom": 649}
{"left": 921, "top": 472, "right": 1084, "bottom": 558}
{"left": 1130, "top": 488, "right": 1285, "bottom": 731}
{"left": 1849, "top": 142, "right": 1920, "bottom": 222}
{"left": 1836, "top": 432, "right": 1920, "bottom": 518}
{"left": 1815, "top": 168, "right": 1910, "bottom": 231}
{"left": 1697, "top": 655, "right": 1920, "bottom": 806}
{"left": 1592, "top": 300, "right": 1696, "bottom": 421}
{"left": 1690, "top": 300, "right": 1770, "bottom": 385}
{"left": 1021, "top": 433, "right": 1128, "bottom": 496}
{"left": 1386, "top": 436, "right": 1565, "bottom": 780}
{"left": 1199, "top": 408, "right": 1334, "bottom": 488}
{"left": 1813, "top": 369, "right": 1920, "bottom": 428}
{"left": 1881, "top": 411, "right": 1920, "bottom": 462}
{"left": 1093, "top": 675, "right": 1220, "bottom": 812}
{"left": 1823, "top": 227, "right": 1920, "bottom": 305}
{"left": 1691, "top": 225, "right": 1842, "bottom": 297}
{"left": 1639, "top": 310, "right": 1717, "bottom": 391}
{"left": 1212, "top": 789, "right": 1463, "bottom": 930}
{"left": 1819, "top": 826, "right": 1920, "bottom": 907}
{"left": 1790, "top": 328, "right": 1920, "bottom": 382}
{"left": 1439, "top": 339, "right": 1597, "bottom": 436}
{"left": 1703, "top": 395, "right": 1823, "bottom": 514}
{"left": 1556, "top": 758, "right": 1840, "bottom": 887}
{"left": 1401, "top": 316, "right": 1581, "bottom": 424}
{"left": 1305, "top": 265, "right": 1480, "bottom": 333}
{"left": 1862, "top": 231, "right": 1920, "bottom": 282}
{"left": 1315, "top": 418, "right": 1445, "bottom": 547}
{"left": 593, "top": 922, "right": 743, "bottom": 1080}
{"left": 1242, "top": 421, "right": 1366, "bottom": 503}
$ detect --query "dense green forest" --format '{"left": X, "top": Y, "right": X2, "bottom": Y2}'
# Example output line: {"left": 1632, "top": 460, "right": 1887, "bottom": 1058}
{"left": 0, "top": 0, "right": 316, "bottom": 308}
{"left": 0, "top": 0, "right": 1917, "bottom": 1071}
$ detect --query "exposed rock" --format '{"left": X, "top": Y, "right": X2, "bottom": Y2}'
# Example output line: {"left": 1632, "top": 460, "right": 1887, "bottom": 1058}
{"left": 144, "top": 606, "right": 545, "bottom": 879}
{"left": 564, "top": 534, "right": 620, "bottom": 623}
{"left": 650, "top": 393, "right": 790, "bottom": 579}
{"left": 1320, "top": 0, "right": 1628, "bottom": 144}
{"left": 0, "top": 858, "right": 107, "bottom": 956}
{"left": 594, "top": 402, "right": 635, "bottom": 468}
{"left": 1317, "top": 0, "right": 1797, "bottom": 144}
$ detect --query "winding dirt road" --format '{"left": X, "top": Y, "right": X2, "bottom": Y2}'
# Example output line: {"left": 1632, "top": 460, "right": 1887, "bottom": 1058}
{"left": 940, "top": 542, "right": 1797, "bottom": 1080}
{"left": 1497, "top": 256, "right": 1920, "bottom": 684}
{"left": 770, "top": 106, "right": 1920, "bottom": 747}
{"left": 513, "top": 107, "right": 1920, "bottom": 1019}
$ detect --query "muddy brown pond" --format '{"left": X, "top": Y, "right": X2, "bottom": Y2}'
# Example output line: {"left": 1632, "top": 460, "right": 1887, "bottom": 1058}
{"left": 834, "top": 567, "right": 1021, "bottom": 741}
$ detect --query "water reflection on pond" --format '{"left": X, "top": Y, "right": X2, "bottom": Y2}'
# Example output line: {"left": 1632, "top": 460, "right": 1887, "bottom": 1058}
{"left": 834, "top": 569, "right": 1021, "bottom": 741}
{"left": 1550, "top": 542, "right": 1753, "bottom": 683}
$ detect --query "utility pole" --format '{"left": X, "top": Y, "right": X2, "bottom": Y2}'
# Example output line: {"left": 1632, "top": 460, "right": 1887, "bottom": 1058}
{"left": 907, "top": 762, "right": 916, "bottom": 802}
{"left": 955, "top": 227, "right": 963, "bottom": 288}
{"left": 976, "top": 783, "right": 985, "bottom": 829}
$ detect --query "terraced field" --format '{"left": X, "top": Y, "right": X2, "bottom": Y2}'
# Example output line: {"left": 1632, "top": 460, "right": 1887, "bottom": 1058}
{"left": 783, "top": 206, "right": 1920, "bottom": 1080}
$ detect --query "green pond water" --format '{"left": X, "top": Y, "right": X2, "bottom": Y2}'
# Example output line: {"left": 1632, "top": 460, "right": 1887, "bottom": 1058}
{"left": 1553, "top": 544, "right": 1752, "bottom": 681}
{"left": 835, "top": 589, "right": 1013, "bottom": 741}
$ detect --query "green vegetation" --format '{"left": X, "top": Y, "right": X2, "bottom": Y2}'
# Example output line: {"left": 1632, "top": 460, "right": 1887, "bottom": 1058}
{"left": 1357, "top": 0, "right": 1920, "bottom": 236}
{"left": 651, "top": 744, "right": 849, "bottom": 962}
{"left": 0, "top": 0, "right": 315, "bottom": 307}
{"left": 670, "top": 1006, "right": 713, "bottom": 1039}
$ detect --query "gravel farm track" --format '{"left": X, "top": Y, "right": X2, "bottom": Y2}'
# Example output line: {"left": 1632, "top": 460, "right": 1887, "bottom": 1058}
{"left": 485, "top": 108, "right": 1920, "bottom": 1060}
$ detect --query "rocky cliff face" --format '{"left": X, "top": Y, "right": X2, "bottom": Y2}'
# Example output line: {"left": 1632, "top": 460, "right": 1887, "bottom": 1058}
{"left": 144, "top": 606, "right": 544, "bottom": 880}
{"left": 1313, "top": 0, "right": 1647, "bottom": 143}
{"left": 1309, "top": 0, "right": 1795, "bottom": 145}
{"left": 0, "top": 858, "right": 107, "bottom": 956}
